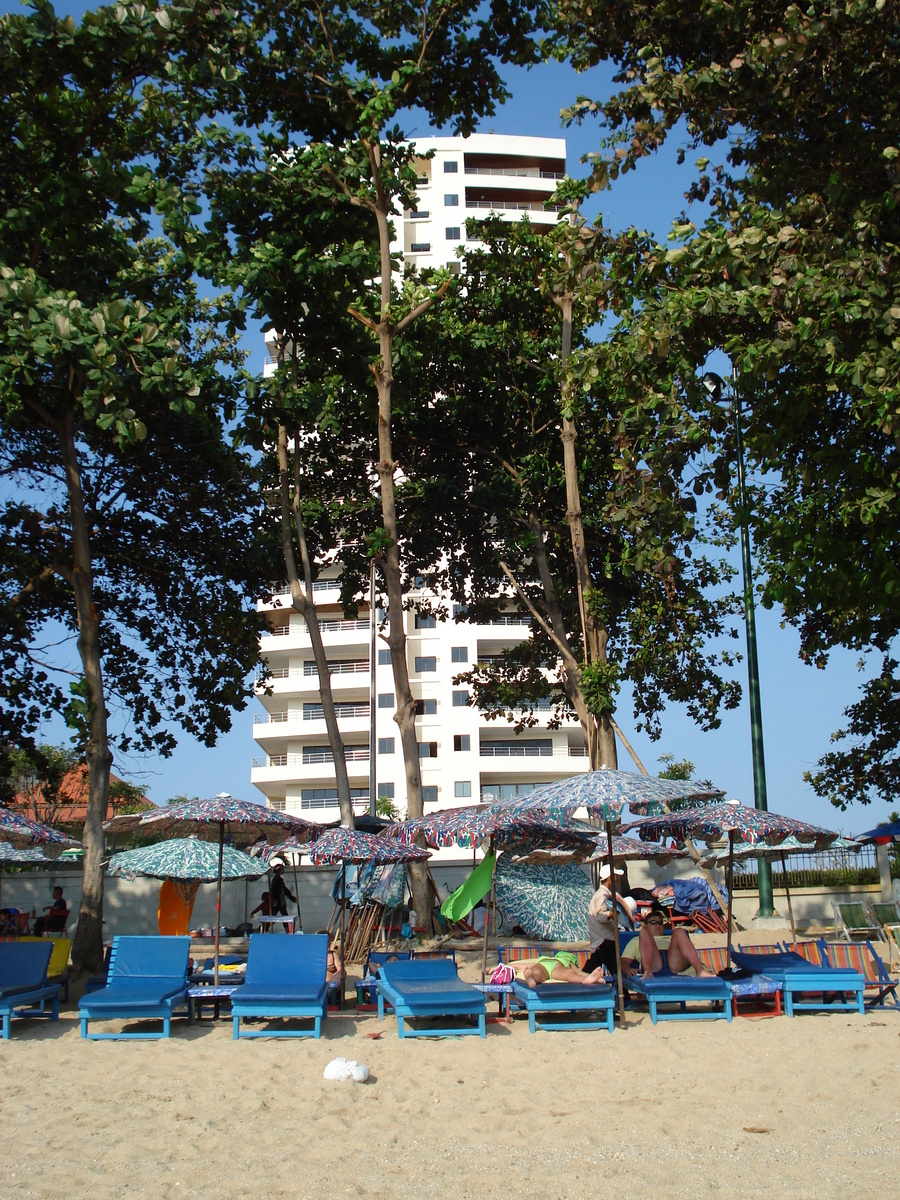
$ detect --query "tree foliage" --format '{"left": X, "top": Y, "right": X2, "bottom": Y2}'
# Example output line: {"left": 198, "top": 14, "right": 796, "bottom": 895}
{"left": 552, "top": 0, "right": 900, "bottom": 806}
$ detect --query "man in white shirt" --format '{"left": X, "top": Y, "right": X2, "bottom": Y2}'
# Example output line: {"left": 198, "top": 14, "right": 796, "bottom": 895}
{"left": 583, "top": 864, "right": 637, "bottom": 975}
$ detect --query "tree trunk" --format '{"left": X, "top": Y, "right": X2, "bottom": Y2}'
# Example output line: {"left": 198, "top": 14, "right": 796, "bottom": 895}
{"left": 59, "top": 413, "right": 111, "bottom": 975}
{"left": 367, "top": 142, "right": 432, "bottom": 929}
{"left": 277, "top": 424, "right": 355, "bottom": 828}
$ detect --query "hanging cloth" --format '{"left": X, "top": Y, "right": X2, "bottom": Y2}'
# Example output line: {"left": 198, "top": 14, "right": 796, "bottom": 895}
{"left": 158, "top": 877, "right": 200, "bottom": 935}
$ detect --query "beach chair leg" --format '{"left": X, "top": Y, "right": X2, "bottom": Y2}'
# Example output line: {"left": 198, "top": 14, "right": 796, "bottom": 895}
{"left": 396, "top": 1014, "right": 407, "bottom": 1039}
{"left": 648, "top": 1000, "right": 659, "bottom": 1025}
{"left": 478, "top": 1014, "right": 486, "bottom": 1038}
{"left": 232, "top": 1015, "right": 241, "bottom": 1040}
{"left": 1, "top": 1013, "right": 9, "bottom": 1040}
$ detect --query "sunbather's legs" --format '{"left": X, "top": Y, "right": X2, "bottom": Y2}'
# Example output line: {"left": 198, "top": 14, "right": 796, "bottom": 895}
{"left": 521, "top": 963, "right": 552, "bottom": 988}
{"left": 638, "top": 926, "right": 665, "bottom": 977}
{"left": 665, "top": 928, "right": 715, "bottom": 977}
{"left": 549, "top": 964, "right": 607, "bottom": 986}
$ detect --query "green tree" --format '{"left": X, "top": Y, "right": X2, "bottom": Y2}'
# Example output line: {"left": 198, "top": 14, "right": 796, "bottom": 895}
{"left": 200, "top": 0, "right": 543, "bottom": 927}
{"left": 403, "top": 215, "right": 740, "bottom": 766}
{"left": 0, "top": 1, "right": 265, "bottom": 971}
{"left": 551, "top": 0, "right": 900, "bottom": 808}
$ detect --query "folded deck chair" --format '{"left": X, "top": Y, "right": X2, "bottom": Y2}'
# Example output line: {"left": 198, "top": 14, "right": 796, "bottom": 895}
{"left": 833, "top": 901, "right": 882, "bottom": 942}
{"left": 79, "top": 936, "right": 191, "bottom": 1040}
{"left": 376, "top": 957, "right": 486, "bottom": 1039}
{"left": 869, "top": 902, "right": 900, "bottom": 961}
{"left": 0, "top": 941, "right": 61, "bottom": 1039}
{"left": 625, "top": 955, "right": 733, "bottom": 1024}
{"left": 231, "top": 933, "right": 328, "bottom": 1040}
{"left": 731, "top": 946, "right": 865, "bottom": 1016}
{"left": 821, "top": 940, "right": 899, "bottom": 1009}
{"left": 697, "top": 946, "right": 782, "bottom": 1018}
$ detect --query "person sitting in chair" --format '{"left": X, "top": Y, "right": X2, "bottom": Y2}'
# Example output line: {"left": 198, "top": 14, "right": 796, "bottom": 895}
{"left": 317, "top": 930, "right": 343, "bottom": 1004}
{"left": 621, "top": 903, "right": 715, "bottom": 980}
{"left": 33, "top": 887, "right": 67, "bottom": 936}
{"left": 518, "top": 950, "right": 607, "bottom": 989}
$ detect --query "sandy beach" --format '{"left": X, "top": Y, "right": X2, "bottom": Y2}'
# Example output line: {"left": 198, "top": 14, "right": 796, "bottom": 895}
{"left": 2, "top": 967, "right": 898, "bottom": 1200}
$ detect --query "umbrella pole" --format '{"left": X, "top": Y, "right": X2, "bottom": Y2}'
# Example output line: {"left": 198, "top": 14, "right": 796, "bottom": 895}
{"left": 726, "top": 838, "right": 735, "bottom": 961}
{"left": 292, "top": 859, "right": 302, "bottom": 932}
{"left": 214, "top": 823, "right": 224, "bottom": 986}
{"left": 480, "top": 842, "right": 496, "bottom": 984}
{"left": 781, "top": 852, "right": 797, "bottom": 945}
{"left": 605, "top": 819, "right": 626, "bottom": 1025}
{"left": 339, "top": 863, "right": 347, "bottom": 1010}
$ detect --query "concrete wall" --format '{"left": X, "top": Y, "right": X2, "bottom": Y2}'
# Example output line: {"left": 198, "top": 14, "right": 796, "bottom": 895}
{"left": 1, "top": 858, "right": 887, "bottom": 939}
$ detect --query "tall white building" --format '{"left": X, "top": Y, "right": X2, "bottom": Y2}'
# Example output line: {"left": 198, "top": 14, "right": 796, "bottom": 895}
{"left": 252, "top": 134, "right": 588, "bottom": 830}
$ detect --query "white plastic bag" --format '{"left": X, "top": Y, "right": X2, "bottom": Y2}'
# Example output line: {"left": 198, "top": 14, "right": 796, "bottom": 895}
{"left": 323, "top": 1057, "right": 370, "bottom": 1083}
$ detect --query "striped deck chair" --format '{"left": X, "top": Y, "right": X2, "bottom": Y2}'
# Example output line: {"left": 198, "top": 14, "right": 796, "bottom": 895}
{"left": 782, "top": 940, "right": 827, "bottom": 966}
{"left": 698, "top": 946, "right": 783, "bottom": 1018}
{"left": 833, "top": 901, "right": 882, "bottom": 942}
{"left": 821, "top": 940, "right": 899, "bottom": 1009}
{"left": 412, "top": 948, "right": 457, "bottom": 963}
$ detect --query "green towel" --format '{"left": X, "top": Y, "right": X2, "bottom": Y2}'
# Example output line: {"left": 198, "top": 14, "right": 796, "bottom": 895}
{"left": 441, "top": 852, "right": 497, "bottom": 922}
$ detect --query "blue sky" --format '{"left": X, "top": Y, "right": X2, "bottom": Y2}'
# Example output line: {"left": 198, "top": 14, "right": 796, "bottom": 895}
{"left": 4, "top": 1, "right": 891, "bottom": 836}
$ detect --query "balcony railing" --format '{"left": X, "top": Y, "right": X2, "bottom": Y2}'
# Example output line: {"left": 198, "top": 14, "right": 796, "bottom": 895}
{"left": 464, "top": 167, "right": 565, "bottom": 179}
{"left": 481, "top": 741, "right": 553, "bottom": 757}
{"left": 303, "top": 659, "right": 368, "bottom": 676}
{"left": 267, "top": 579, "right": 342, "bottom": 597}
{"left": 465, "top": 200, "right": 563, "bottom": 213}
{"left": 253, "top": 711, "right": 289, "bottom": 724}
{"left": 253, "top": 748, "right": 370, "bottom": 768}
{"left": 303, "top": 702, "right": 370, "bottom": 720}
{"left": 302, "top": 746, "right": 370, "bottom": 764}
{"left": 317, "top": 619, "right": 369, "bottom": 633}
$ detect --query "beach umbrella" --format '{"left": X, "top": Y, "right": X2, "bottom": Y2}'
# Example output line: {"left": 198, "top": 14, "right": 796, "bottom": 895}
{"left": 107, "top": 837, "right": 267, "bottom": 939}
{"left": 0, "top": 807, "right": 81, "bottom": 856}
{"left": 855, "top": 819, "right": 900, "bottom": 844}
{"left": 0, "top": 842, "right": 64, "bottom": 911}
{"left": 493, "top": 857, "right": 593, "bottom": 942}
{"left": 104, "top": 794, "right": 319, "bottom": 982}
{"left": 626, "top": 802, "right": 842, "bottom": 956}
{"left": 106, "top": 837, "right": 267, "bottom": 882}
{"left": 698, "top": 835, "right": 861, "bottom": 944}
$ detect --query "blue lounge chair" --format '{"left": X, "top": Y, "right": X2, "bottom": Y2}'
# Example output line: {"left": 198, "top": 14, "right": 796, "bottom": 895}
{"left": 0, "top": 941, "right": 61, "bottom": 1039}
{"left": 625, "top": 968, "right": 733, "bottom": 1024}
{"left": 376, "top": 958, "right": 486, "bottom": 1038}
{"left": 731, "top": 947, "right": 865, "bottom": 1016}
{"left": 231, "top": 933, "right": 328, "bottom": 1039}
{"left": 509, "top": 978, "right": 616, "bottom": 1033}
{"left": 79, "top": 936, "right": 191, "bottom": 1040}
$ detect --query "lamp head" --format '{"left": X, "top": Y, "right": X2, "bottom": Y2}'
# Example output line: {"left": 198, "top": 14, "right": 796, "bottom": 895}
{"left": 701, "top": 372, "right": 726, "bottom": 402}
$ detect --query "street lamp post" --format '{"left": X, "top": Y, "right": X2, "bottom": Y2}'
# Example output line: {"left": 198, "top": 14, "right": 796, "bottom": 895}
{"left": 702, "top": 371, "right": 776, "bottom": 918}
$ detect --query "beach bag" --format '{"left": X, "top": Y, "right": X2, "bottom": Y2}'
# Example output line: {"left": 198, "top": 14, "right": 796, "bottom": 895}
{"left": 489, "top": 962, "right": 515, "bottom": 986}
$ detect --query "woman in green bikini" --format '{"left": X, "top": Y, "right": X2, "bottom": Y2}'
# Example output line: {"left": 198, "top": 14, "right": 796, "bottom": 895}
{"left": 518, "top": 951, "right": 608, "bottom": 988}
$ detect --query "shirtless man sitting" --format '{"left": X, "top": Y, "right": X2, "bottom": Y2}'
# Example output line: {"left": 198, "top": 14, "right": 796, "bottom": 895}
{"left": 621, "top": 905, "right": 715, "bottom": 980}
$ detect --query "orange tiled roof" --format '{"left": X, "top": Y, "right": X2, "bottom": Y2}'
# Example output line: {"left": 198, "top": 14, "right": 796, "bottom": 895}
{"left": 13, "top": 764, "right": 156, "bottom": 826}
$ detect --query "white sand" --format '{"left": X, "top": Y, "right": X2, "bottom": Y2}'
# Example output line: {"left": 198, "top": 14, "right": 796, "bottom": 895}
{"left": 2, "top": 984, "right": 898, "bottom": 1200}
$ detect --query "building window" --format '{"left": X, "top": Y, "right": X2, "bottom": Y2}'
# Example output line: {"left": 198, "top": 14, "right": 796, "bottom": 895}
{"left": 422, "top": 786, "right": 438, "bottom": 803}
{"left": 445, "top": 226, "right": 460, "bottom": 241}
{"left": 415, "top": 698, "right": 437, "bottom": 716}
{"left": 453, "top": 603, "right": 468, "bottom": 617}
{"left": 410, "top": 210, "right": 430, "bottom": 219}
{"left": 410, "top": 242, "right": 431, "bottom": 252}
{"left": 414, "top": 656, "right": 437, "bottom": 673}
{"left": 378, "top": 649, "right": 391, "bottom": 665}
{"left": 378, "top": 783, "right": 394, "bottom": 799}
{"left": 418, "top": 742, "right": 438, "bottom": 759}
{"left": 444, "top": 193, "right": 459, "bottom": 207}
{"left": 454, "top": 781, "right": 472, "bottom": 799}
{"left": 378, "top": 738, "right": 395, "bottom": 755}
{"left": 451, "top": 646, "right": 468, "bottom": 663}
{"left": 452, "top": 690, "right": 469, "bottom": 707}
{"left": 378, "top": 693, "right": 395, "bottom": 709}
{"left": 454, "top": 734, "right": 471, "bottom": 752}
{"left": 444, "top": 161, "right": 458, "bottom": 174}
{"left": 300, "top": 787, "right": 369, "bottom": 811}
{"left": 415, "top": 614, "right": 436, "bottom": 629}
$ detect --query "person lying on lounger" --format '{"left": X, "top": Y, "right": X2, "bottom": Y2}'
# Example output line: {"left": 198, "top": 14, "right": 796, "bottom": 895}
{"left": 621, "top": 904, "right": 715, "bottom": 980}
{"left": 517, "top": 951, "right": 607, "bottom": 989}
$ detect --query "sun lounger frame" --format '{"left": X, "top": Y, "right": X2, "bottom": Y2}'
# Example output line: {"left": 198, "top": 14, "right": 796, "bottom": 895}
{"left": 0, "top": 942, "right": 61, "bottom": 1039}
{"left": 731, "top": 946, "right": 865, "bottom": 1016}
{"left": 376, "top": 959, "right": 486, "bottom": 1039}
{"left": 509, "top": 979, "right": 615, "bottom": 1033}
{"left": 231, "top": 933, "right": 328, "bottom": 1040}
{"left": 79, "top": 936, "right": 191, "bottom": 1040}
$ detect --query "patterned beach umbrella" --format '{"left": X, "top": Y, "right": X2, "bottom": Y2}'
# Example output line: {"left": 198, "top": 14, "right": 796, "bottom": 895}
{"left": 0, "top": 843, "right": 60, "bottom": 865}
{"left": 387, "top": 805, "right": 597, "bottom": 858}
{"left": 103, "top": 795, "right": 318, "bottom": 984}
{"left": 106, "top": 838, "right": 267, "bottom": 882}
{"left": 498, "top": 769, "right": 723, "bottom": 823}
{"left": 624, "top": 801, "right": 840, "bottom": 851}
{"left": 107, "top": 794, "right": 319, "bottom": 849}
{"left": 591, "top": 831, "right": 688, "bottom": 865}
{"left": 699, "top": 833, "right": 859, "bottom": 868}
{"left": 305, "top": 827, "right": 431, "bottom": 866}
{"left": 0, "top": 807, "right": 81, "bottom": 857}
{"left": 493, "top": 856, "right": 593, "bottom": 942}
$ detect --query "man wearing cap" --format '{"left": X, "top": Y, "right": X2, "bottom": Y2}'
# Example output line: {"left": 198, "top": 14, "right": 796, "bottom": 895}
{"left": 269, "top": 862, "right": 296, "bottom": 922}
{"left": 583, "top": 864, "right": 637, "bottom": 976}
